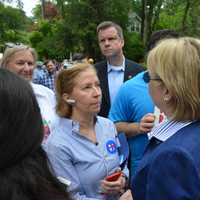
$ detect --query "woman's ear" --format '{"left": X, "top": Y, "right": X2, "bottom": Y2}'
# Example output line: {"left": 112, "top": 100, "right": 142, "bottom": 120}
{"left": 62, "top": 93, "right": 76, "bottom": 105}
{"left": 163, "top": 87, "right": 172, "bottom": 102}
{"left": 62, "top": 93, "right": 69, "bottom": 102}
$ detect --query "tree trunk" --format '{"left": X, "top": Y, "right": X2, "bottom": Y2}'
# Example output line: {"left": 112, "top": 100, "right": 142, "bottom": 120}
{"left": 143, "top": 0, "right": 154, "bottom": 46}
{"left": 152, "top": 0, "right": 163, "bottom": 31}
{"left": 56, "top": 0, "right": 65, "bottom": 18}
{"left": 143, "top": 0, "right": 148, "bottom": 45}
{"left": 181, "top": 0, "right": 190, "bottom": 32}
{"left": 140, "top": 0, "right": 146, "bottom": 39}
{"left": 41, "top": 0, "right": 45, "bottom": 19}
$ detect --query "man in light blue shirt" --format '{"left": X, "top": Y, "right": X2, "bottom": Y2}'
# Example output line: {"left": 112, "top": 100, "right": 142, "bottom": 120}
{"left": 109, "top": 71, "right": 154, "bottom": 179}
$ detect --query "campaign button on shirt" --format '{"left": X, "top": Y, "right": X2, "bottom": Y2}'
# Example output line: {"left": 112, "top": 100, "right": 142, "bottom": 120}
{"left": 106, "top": 140, "right": 117, "bottom": 154}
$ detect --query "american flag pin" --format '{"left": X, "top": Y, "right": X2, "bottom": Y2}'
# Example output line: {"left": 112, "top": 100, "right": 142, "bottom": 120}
{"left": 128, "top": 75, "right": 132, "bottom": 79}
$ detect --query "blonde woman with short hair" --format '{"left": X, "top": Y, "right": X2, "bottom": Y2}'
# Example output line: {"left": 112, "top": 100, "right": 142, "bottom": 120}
{"left": 130, "top": 37, "right": 200, "bottom": 200}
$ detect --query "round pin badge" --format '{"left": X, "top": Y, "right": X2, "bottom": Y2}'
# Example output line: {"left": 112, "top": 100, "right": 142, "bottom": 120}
{"left": 106, "top": 140, "right": 117, "bottom": 154}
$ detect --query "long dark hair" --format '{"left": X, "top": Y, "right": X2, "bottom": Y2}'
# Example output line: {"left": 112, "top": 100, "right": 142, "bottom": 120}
{"left": 0, "top": 69, "right": 71, "bottom": 200}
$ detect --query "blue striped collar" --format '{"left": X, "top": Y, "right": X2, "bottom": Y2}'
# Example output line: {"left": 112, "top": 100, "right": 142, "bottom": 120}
{"left": 148, "top": 120, "right": 192, "bottom": 142}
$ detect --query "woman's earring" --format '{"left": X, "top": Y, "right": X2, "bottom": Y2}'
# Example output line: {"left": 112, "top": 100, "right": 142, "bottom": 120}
{"left": 66, "top": 99, "right": 76, "bottom": 105}
{"left": 163, "top": 96, "right": 170, "bottom": 102}
{"left": 62, "top": 93, "right": 76, "bottom": 105}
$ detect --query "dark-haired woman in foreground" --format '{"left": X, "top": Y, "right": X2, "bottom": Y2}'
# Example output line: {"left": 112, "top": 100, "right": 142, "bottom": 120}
{"left": 0, "top": 68, "right": 71, "bottom": 200}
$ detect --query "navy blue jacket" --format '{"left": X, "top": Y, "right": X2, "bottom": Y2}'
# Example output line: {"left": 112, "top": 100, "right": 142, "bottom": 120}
{"left": 131, "top": 121, "right": 200, "bottom": 200}
{"left": 95, "top": 59, "right": 144, "bottom": 117}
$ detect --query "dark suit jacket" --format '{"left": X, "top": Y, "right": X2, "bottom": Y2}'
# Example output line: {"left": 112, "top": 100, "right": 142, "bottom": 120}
{"left": 131, "top": 121, "right": 200, "bottom": 200}
{"left": 95, "top": 59, "right": 144, "bottom": 117}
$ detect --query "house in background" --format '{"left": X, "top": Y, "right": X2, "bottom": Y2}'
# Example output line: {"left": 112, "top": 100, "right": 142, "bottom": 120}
{"left": 128, "top": 11, "right": 141, "bottom": 33}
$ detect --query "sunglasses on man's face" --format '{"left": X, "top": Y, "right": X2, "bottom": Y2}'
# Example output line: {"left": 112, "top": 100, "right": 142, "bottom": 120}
{"left": 143, "top": 71, "right": 162, "bottom": 83}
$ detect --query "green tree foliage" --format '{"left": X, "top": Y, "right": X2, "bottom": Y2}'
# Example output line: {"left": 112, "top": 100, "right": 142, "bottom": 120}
{"left": 131, "top": 0, "right": 200, "bottom": 45}
{"left": 32, "top": 4, "right": 42, "bottom": 20}
{"left": 157, "top": 0, "right": 200, "bottom": 37}
{"left": 0, "top": 2, "right": 30, "bottom": 51}
{"left": 0, "top": 0, "right": 23, "bottom": 9}
{"left": 124, "top": 32, "right": 145, "bottom": 63}
{"left": 30, "top": 0, "right": 144, "bottom": 62}
{"left": 3, "top": 0, "right": 199, "bottom": 63}
{"left": 29, "top": 19, "right": 74, "bottom": 61}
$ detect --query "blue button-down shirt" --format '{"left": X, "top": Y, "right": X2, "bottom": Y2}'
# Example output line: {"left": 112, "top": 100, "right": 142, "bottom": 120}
{"left": 44, "top": 116, "right": 129, "bottom": 200}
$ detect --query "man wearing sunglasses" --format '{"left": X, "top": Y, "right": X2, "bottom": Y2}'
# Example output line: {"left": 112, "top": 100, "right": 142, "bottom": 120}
{"left": 109, "top": 30, "right": 180, "bottom": 180}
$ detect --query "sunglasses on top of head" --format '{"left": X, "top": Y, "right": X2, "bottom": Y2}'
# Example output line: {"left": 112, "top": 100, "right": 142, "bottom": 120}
{"left": 143, "top": 71, "right": 162, "bottom": 83}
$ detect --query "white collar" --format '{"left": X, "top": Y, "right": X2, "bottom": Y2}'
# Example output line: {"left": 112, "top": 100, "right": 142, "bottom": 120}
{"left": 107, "top": 56, "right": 125, "bottom": 72}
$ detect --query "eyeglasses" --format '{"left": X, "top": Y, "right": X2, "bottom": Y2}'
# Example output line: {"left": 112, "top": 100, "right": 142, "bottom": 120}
{"left": 5, "top": 42, "right": 28, "bottom": 49}
{"left": 143, "top": 71, "right": 162, "bottom": 83}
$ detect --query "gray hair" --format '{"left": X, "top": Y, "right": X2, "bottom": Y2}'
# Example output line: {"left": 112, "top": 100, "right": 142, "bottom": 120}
{"left": 1, "top": 45, "right": 37, "bottom": 68}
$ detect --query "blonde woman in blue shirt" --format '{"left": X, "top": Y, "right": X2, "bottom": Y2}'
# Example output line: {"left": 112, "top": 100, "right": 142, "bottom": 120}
{"left": 45, "top": 63, "right": 128, "bottom": 200}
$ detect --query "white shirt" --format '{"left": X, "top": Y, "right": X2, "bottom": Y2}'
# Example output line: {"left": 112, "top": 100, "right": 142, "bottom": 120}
{"left": 31, "top": 83, "right": 58, "bottom": 141}
{"left": 107, "top": 58, "right": 125, "bottom": 104}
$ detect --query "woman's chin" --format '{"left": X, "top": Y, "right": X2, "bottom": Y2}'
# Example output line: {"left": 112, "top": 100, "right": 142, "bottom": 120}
{"left": 93, "top": 107, "right": 101, "bottom": 114}
{"left": 21, "top": 75, "right": 32, "bottom": 81}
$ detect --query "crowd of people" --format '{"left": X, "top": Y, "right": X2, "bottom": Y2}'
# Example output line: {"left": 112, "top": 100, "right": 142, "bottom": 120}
{"left": 1, "top": 20, "right": 200, "bottom": 200}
